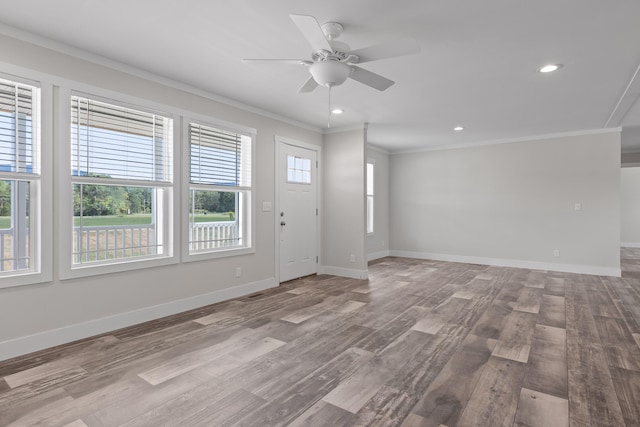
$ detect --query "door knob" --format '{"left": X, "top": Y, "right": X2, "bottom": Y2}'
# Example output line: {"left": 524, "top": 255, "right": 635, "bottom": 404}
{"left": 280, "top": 221, "right": 286, "bottom": 226}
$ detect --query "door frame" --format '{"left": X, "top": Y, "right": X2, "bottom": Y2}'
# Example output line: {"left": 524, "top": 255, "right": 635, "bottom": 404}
{"left": 274, "top": 136, "right": 322, "bottom": 284}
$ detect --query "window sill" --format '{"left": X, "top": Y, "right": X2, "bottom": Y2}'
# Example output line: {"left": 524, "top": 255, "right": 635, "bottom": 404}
{"left": 0, "top": 270, "right": 53, "bottom": 289}
{"left": 183, "top": 246, "right": 255, "bottom": 263}
{"left": 59, "top": 254, "right": 178, "bottom": 280}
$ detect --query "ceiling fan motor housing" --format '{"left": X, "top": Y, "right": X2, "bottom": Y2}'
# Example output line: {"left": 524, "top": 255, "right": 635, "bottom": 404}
{"left": 309, "top": 60, "right": 351, "bottom": 87}
{"left": 321, "top": 22, "right": 344, "bottom": 40}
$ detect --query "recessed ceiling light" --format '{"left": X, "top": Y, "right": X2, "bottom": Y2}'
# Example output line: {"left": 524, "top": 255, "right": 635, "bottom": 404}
{"left": 538, "top": 64, "right": 562, "bottom": 73}
{"left": 331, "top": 108, "right": 344, "bottom": 114}
{"left": 453, "top": 126, "right": 464, "bottom": 131}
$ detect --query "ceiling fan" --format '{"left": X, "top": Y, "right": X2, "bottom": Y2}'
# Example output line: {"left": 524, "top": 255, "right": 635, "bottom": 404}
{"left": 242, "top": 14, "right": 420, "bottom": 93}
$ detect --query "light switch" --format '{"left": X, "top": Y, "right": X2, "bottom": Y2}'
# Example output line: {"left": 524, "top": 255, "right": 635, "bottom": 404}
{"left": 262, "top": 201, "right": 272, "bottom": 212}
{"left": 574, "top": 203, "right": 581, "bottom": 211}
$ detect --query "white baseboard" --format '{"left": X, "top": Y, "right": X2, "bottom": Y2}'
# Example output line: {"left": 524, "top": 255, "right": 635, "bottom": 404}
{"left": 0, "top": 277, "right": 277, "bottom": 362}
{"left": 318, "top": 265, "right": 369, "bottom": 280}
{"left": 621, "top": 242, "right": 640, "bottom": 248}
{"left": 389, "top": 250, "right": 621, "bottom": 278}
{"left": 367, "top": 250, "right": 390, "bottom": 261}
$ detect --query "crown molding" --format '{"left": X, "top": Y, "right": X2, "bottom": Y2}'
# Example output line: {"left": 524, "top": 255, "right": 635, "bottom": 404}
{"left": 391, "top": 127, "right": 622, "bottom": 155}
{"left": 0, "top": 23, "right": 322, "bottom": 134}
{"left": 322, "top": 123, "right": 368, "bottom": 135}
{"left": 367, "top": 144, "right": 390, "bottom": 155}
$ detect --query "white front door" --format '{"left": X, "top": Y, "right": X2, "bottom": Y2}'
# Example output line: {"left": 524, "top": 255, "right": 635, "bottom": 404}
{"left": 278, "top": 142, "right": 318, "bottom": 282}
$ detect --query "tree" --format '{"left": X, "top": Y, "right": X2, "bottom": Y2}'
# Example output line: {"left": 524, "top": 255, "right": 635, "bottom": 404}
{"left": 74, "top": 184, "right": 124, "bottom": 216}
{"left": 205, "top": 191, "right": 220, "bottom": 212}
{"left": 126, "top": 187, "right": 151, "bottom": 214}
{"left": 218, "top": 191, "right": 236, "bottom": 213}
{"left": 73, "top": 171, "right": 153, "bottom": 217}
{"left": 0, "top": 181, "right": 10, "bottom": 216}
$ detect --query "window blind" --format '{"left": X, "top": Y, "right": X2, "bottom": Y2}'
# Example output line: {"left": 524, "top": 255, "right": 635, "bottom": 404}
{"left": 189, "top": 123, "right": 251, "bottom": 187}
{"left": 71, "top": 96, "right": 173, "bottom": 182}
{"left": 0, "top": 79, "right": 37, "bottom": 174}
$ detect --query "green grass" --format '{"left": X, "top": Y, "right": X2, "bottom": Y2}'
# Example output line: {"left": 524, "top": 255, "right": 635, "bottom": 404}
{"left": 192, "top": 213, "right": 235, "bottom": 223}
{"left": 74, "top": 215, "right": 152, "bottom": 227}
{"left": 0, "top": 213, "right": 234, "bottom": 229}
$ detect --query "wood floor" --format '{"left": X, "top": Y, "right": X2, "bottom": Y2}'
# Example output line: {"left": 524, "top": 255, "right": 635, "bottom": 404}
{"left": 2, "top": 252, "right": 640, "bottom": 427}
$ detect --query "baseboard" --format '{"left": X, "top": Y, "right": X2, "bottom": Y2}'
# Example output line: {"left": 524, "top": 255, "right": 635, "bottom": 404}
{"left": 389, "top": 250, "right": 621, "bottom": 277}
{"left": 0, "top": 277, "right": 278, "bottom": 362}
{"left": 318, "top": 265, "right": 369, "bottom": 280}
{"left": 367, "top": 250, "right": 390, "bottom": 261}
{"left": 621, "top": 242, "right": 640, "bottom": 248}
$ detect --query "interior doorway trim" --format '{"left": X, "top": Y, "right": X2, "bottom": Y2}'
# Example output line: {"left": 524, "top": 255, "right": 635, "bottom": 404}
{"left": 274, "top": 136, "right": 323, "bottom": 283}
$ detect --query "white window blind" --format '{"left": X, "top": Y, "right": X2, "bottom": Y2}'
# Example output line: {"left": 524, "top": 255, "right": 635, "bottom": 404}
{"left": 0, "top": 77, "right": 40, "bottom": 277}
{"left": 189, "top": 123, "right": 251, "bottom": 188}
{"left": 71, "top": 96, "right": 172, "bottom": 182}
{"left": 70, "top": 95, "right": 173, "bottom": 268}
{"left": 187, "top": 122, "right": 252, "bottom": 255}
{"left": 0, "top": 79, "right": 38, "bottom": 174}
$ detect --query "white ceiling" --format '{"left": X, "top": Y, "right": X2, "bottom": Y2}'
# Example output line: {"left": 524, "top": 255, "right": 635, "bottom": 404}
{"left": 1, "top": 0, "right": 640, "bottom": 152}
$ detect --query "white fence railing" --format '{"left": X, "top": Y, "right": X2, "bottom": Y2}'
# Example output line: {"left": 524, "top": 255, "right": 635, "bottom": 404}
{"left": 0, "top": 227, "right": 30, "bottom": 272}
{"left": 73, "top": 224, "right": 157, "bottom": 263}
{"left": 0, "top": 228, "right": 14, "bottom": 271}
{"left": 2, "top": 221, "right": 239, "bottom": 268}
{"left": 190, "top": 221, "right": 238, "bottom": 251}
{"left": 70, "top": 221, "right": 238, "bottom": 263}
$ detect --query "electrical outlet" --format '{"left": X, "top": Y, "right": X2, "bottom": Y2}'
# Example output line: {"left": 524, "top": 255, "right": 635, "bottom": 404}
{"left": 553, "top": 249, "right": 560, "bottom": 257}
{"left": 235, "top": 267, "right": 241, "bottom": 278}
{"left": 350, "top": 254, "right": 356, "bottom": 263}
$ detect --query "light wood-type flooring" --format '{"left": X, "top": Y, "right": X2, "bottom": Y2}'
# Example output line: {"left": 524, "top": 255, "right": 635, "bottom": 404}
{"left": 2, "top": 251, "right": 640, "bottom": 426}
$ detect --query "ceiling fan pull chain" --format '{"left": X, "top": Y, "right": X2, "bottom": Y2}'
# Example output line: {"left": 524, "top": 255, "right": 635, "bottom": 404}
{"left": 328, "top": 85, "right": 332, "bottom": 128}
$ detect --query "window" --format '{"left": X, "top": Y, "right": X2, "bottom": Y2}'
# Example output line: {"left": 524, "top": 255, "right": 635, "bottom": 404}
{"left": 367, "top": 161, "right": 374, "bottom": 235}
{"left": 0, "top": 78, "right": 41, "bottom": 279}
{"left": 70, "top": 95, "right": 173, "bottom": 266}
{"left": 287, "top": 155, "right": 311, "bottom": 184}
{"left": 188, "top": 122, "right": 252, "bottom": 255}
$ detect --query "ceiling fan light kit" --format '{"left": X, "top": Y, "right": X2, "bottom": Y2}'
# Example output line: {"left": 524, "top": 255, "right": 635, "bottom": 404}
{"left": 309, "top": 60, "right": 351, "bottom": 87}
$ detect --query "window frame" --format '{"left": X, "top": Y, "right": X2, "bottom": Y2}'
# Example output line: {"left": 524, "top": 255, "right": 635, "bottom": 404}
{"left": 57, "top": 87, "right": 179, "bottom": 280}
{"left": 0, "top": 73, "right": 52, "bottom": 289}
{"left": 181, "top": 115, "right": 256, "bottom": 262}
{"left": 367, "top": 160, "right": 374, "bottom": 236}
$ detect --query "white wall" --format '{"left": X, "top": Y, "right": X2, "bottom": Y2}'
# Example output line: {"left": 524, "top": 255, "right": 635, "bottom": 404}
{"left": 366, "top": 145, "right": 390, "bottom": 260}
{"left": 0, "top": 33, "right": 323, "bottom": 360}
{"left": 321, "top": 128, "right": 367, "bottom": 279}
{"left": 390, "top": 131, "right": 621, "bottom": 276}
{"left": 622, "top": 151, "right": 640, "bottom": 166}
{"left": 621, "top": 167, "right": 640, "bottom": 246}
{"left": 622, "top": 126, "right": 640, "bottom": 155}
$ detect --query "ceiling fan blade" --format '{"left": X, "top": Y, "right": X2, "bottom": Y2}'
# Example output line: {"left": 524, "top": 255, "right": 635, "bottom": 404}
{"left": 290, "top": 14, "right": 333, "bottom": 53}
{"left": 350, "top": 38, "right": 420, "bottom": 63}
{"left": 242, "top": 59, "right": 312, "bottom": 66}
{"left": 297, "top": 75, "right": 319, "bottom": 93}
{"left": 349, "top": 66, "right": 395, "bottom": 91}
